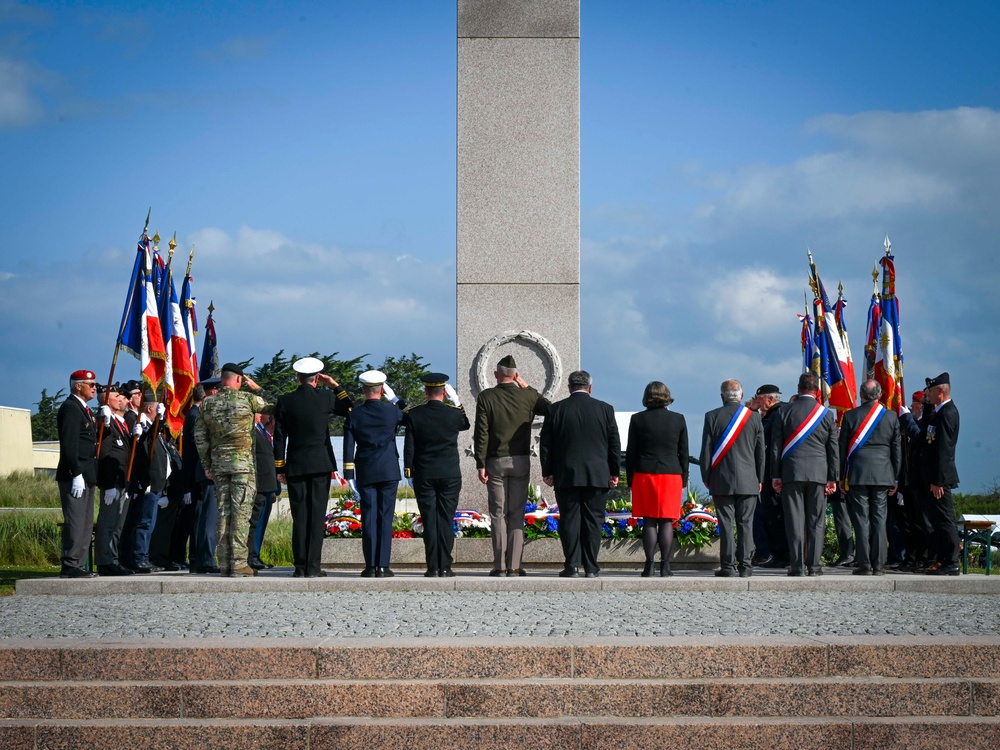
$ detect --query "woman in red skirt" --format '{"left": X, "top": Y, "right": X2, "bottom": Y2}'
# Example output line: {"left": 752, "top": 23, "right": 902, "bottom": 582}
{"left": 626, "top": 382, "right": 689, "bottom": 576}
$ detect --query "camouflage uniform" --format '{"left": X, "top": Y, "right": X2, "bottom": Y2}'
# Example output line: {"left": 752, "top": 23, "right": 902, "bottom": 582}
{"left": 193, "top": 387, "right": 273, "bottom": 574}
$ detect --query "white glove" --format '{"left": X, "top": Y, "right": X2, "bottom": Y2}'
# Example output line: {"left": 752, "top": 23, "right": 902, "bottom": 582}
{"left": 381, "top": 383, "right": 398, "bottom": 403}
{"left": 156, "top": 402, "right": 166, "bottom": 419}
{"left": 70, "top": 475, "right": 85, "bottom": 498}
{"left": 898, "top": 404, "right": 910, "bottom": 415}
{"left": 103, "top": 488, "right": 119, "bottom": 506}
{"left": 133, "top": 422, "right": 144, "bottom": 437}
{"left": 99, "top": 404, "right": 113, "bottom": 426}
{"left": 183, "top": 492, "right": 192, "bottom": 505}
{"left": 157, "top": 495, "right": 169, "bottom": 509}
{"left": 444, "top": 383, "right": 461, "bottom": 406}
{"left": 347, "top": 478, "right": 361, "bottom": 503}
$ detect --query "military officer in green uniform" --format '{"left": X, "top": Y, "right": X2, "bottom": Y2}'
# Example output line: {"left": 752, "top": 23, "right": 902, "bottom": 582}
{"left": 193, "top": 362, "right": 273, "bottom": 577}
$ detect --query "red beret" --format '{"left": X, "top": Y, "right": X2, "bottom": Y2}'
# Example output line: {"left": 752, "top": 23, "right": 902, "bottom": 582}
{"left": 70, "top": 370, "right": 96, "bottom": 381}
{"left": 911, "top": 390, "right": 924, "bottom": 402}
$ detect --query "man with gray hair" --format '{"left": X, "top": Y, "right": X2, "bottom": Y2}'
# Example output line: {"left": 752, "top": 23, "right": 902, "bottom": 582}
{"left": 473, "top": 355, "right": 550, "bottom": 576}
{"left": 700, "top": 379, "right": 765, "bottom": 577}
{"left": 838, "top": 379, "right": 902, "bottom": 575}
{"left": 540, "top": 370, "right": 620, "bottom": 578}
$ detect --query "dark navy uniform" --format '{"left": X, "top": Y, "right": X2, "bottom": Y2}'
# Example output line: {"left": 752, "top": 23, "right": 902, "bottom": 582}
{"left": 273, "top": 380, "right": 352, "bottom": 577}
{"left": 56, "top": 388, "right": 98, "bottom": 576}
{"left": 403, "top": 376, "right": 471, "bottom": 576}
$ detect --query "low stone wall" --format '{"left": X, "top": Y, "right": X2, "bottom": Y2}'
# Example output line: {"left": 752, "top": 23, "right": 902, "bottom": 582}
{"left": 322, "top": 537, "right": 720, "bottom": 570}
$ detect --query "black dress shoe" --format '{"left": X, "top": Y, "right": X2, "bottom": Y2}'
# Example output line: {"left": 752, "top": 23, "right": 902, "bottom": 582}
{"left": 131, "top": 564, "right": 155, "bottom": 574}
{"left": 714, "top": 569, "right": 736, "bottom": 577}
{"left": 60, "top": 567, "right": 97, "bottom": 579}
{"left": 360, "top": 567, "right": 377, "bottom": 578}
{"left": 807, "top": 568, "right": 824, "bottom": 577}
{"left": 248, "top": 558, "right": 267, "bottom": 570}
{"left": 378, "top": 567, "right": 395, "bottom": 578}
{"left": 928, "top": 564, "right": 961, "bottom": 576}
{"left": 263, "top": 562, "right": 275, "bottom": 569}
{"left": 159, "top": 562, "right": 181, "bottom": 572}
{"left": 787, "top": 570, "right": 804, "bottom": 577}
{"left": 853, "top": 567, "right": 873, "bottom": 576}
{"left": 194, "top": 565, "right": 221, "bottom": 575}
{"left": 660, "top": 560, "right": 673, "bottom": 577}
{"left": 751, "top": 554, "right": 772, "bottom": 567}
{"left": 439, "top": 569, "right": 455, "bottom": 577}
{"left": 488, "top": 569, "right": 504, "bottom": 577}
{"left": 872, "top": 568, "right": 885, "bottom": 576}
{"left": 558, "top": 567, "right": 579, "bottom": 578}
{"left": 305, "top": 571, "right": 328, "bottom": 578}
{"left": 762, "top": 558, "right": 789, "bottom": 569}
{"left": 833, "top": 557, "right": 855, "bottom": 568}
{"left": 292, "top": 569, "right": 306, "bottom": 578}
{"left": 641, "top": 560, "right": 654, "bottom": 577}
{"left": 97, "top": 564, "right": 134, "bottom": 576}
{"left": 584, "top": 571, "right": 599, "bottom": 578}
{"left": 739, "top": 567, "right": 752, "bottom": 578}
{"left": 424, "top": 570, "right": 439, "bottom": 578}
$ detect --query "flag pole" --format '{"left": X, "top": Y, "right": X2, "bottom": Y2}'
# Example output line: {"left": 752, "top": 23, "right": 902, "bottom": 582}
{"left": 97, "top": 211, "right": 150, "bottom": 458}
{"left": 147, "top": 230, "right": 171, "bottom": 461}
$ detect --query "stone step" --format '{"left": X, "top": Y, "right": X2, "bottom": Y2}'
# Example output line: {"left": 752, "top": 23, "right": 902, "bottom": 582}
{"left": 0, "top": 676, "right": 996, "bottom": 720}
{"left": 3, "top": 637, "right": 1000, "bottom": 682}
{"left": 16, "top": 568, "right": 1000, "bottom": 596}
{"left": 1, "top": 716, "right": 1000, "bottom": 749}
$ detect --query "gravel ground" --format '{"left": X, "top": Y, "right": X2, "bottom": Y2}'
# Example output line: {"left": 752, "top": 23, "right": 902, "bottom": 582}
{"left": 1, "top": 589, "right": 995, "bottom": 639}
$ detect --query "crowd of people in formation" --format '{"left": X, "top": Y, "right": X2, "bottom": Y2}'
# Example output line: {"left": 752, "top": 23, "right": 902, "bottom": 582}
{"left": 55, "top": 353, "right": 961, "bottom": 580}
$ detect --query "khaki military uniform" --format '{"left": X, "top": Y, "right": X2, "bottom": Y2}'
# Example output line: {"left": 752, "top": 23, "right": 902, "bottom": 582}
{"left": 193, "top": 387, "right": 273, "bottom": 574}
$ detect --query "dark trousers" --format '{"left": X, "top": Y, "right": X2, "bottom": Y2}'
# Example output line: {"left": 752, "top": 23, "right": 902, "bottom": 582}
{"left": 846, "top": 485, "right": 889, "bottom": 570}
{"left": 58, "top": 481, "right": 95, "bottom": 572}
{"left": 555, "top": 487, "right": 608, "bottom": 575}
{"left": 905, "top": 483, "right": 935, "bottom": 565}
{"left": 885, "top": 491, "right": 908, "bottom": 565}
{"left": 716, "top": 494, "right": 757, "bottom": 572}
{"left": 829, "top": 490, "right": 855, "bottom": 561}
{"left": 287, "top": 472, "right": 331, "bottom": 576}
{"left": 925, "top": 485, "right": 960, "bottom": 565}
{"left": 191, "top": 481, "right": 218, "bottom": 568}
{"left": 760, "top": 484, "right": 789, "bottom": 562}
{"left": 169, "top": 498, "right": 196, "bottom": 564}
{"left": 94, "top": 486, "right": 130, "bottom": 567}
{"left": 414, "top": 476, "right": 461, "bottom": 573}
{"left": 248, "top": 490, "right": 277, "bottom": 560}
{"left": 751, "top": 495, "right": 769, "bottom": 559}
{"left": 149, "top": 496, "right": 179, "bottom": 565}
{"left": 781, "top": 481, "right": 827, "bottom": 574}
{"left": 360, "top": 480, "right": 399, "bottom": 569}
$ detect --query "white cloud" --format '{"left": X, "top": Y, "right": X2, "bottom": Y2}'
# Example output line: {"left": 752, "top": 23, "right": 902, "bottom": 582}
{"left": 703, "top": 268, "right": 800, "bottom": 342}
{"left": 0, "top": 55, "right": 44, "bottom": 128}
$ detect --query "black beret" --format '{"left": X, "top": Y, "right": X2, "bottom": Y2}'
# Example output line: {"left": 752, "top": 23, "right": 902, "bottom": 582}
{"left": 221, "top": 362, "right": 244, "bottom": 376}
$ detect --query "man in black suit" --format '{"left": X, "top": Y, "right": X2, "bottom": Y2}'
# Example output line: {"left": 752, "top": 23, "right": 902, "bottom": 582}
{"left": 539, "top": 370, "right": 621, "bottom": 578}
{"left": 247, "top": 412, "right": 279, "bottom": 570}
{"left": 94, "top": 384, "right": 135, "bottom": 576}
{"left": 121, "top": 395, "right": 170, "bottom": 573}
{"left": 184, "top": 379, "right": 221, "bottom": 574}
{"left": 344, "top": 370, "right": 407, "bottom": 578}
{"left": 403, "top": 373, "right": 471, "bottom": 577}
{"left": 920, "top": 372, "right": 961, "bottom": 575}
{"left": 56, "top": 369, "right": 100, "bottom": 579}
{"left": 274, "top": 357, "right": 353, "bottom": 578}
{"left": 700, "top": 379, "right": 765, "bottom": 578}
{"left": 839, "top": 379, "right": 902, "bottom": 575}
{"left": 771, "top": 371, "right": 839, "bottom": 577}
{"left": 753, "top": 384, "right": 789, "bottom": 569}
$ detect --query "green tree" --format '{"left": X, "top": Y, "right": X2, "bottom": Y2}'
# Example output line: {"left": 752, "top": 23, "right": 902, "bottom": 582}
{"left": 370, "top": 353, "right": 431, "bottom": 408}
{"left": 31, "top": 388, "right": 65, "bottom": 441}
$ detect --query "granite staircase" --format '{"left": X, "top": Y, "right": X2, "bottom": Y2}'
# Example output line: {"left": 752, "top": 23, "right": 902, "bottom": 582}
{"left": 1, "top": 637, "right": 999, "bottom": 749}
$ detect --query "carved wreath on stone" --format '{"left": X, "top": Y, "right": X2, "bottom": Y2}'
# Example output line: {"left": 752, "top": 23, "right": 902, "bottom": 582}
{"left": 472, "top": 329, "right": 563, "bottom": 402}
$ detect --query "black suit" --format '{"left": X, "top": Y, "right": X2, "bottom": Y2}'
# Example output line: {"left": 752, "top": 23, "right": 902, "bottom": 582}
{"left": 403, "top": 400, "right": 471, "bottom": 573}
{"left": 923, "top": 400, "right": 961, "bottom": 565}
{"left": 183, "top": 403, "right": 217, "bottom": 569}
{"left": 248, "top": 423, "right": 279, "bottom": 562}
{"left": 540, "top": 391, "right": 621, "bottom": 575}
{"left": 94, "top": 416, "right": 133, "bottom": 568}
{"left": 274, "top": 384, "right": 352, "bottom": 576}
{"left": 56, "top": 396, "right": 97, "bottom": 572}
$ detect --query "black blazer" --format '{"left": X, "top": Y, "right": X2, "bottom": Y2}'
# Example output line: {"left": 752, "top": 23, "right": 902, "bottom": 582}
{"left": 625, "top": 407, "right": 688, "bottom": 486}
{"left": 403, "top": 400, "right": 471, "bottom": 480}
{"left": 132, "top": 427, "right": 170, "bottom": 495}
{"left": 97, "top": 417, "right": 132, "bottom": 490}
{"left": 254, "top": 424, "right": 278, "bottom": 493}
{"left": 539, "top": 391, "right": 621, "bottom": 490}
{"left": 838, "top": 401, "right": 902, "bottom": 487}
{"left": 56, "top": 396, "right": 97, "bottom": 484}
{"left": 923, "top": 400, "right": 960, "bottom": 488}
{"left": 273, "top": 384, "right": 353, "bottom": 479}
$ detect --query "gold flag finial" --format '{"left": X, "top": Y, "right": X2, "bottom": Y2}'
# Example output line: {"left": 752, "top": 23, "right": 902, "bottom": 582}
{"left": 207, "top": 300, "right": 215, "bottom": 316}
{"left": 152, "top": 230, "right": 160, "bottom": 249}
{"left": 185, "top": 244, "right": 195, "bottom": 276}
{"left": 168, "top": 231, "right": 177, "bottom": 255}
{"left": 837, "top": 280, "right": 844, "bottom": 297}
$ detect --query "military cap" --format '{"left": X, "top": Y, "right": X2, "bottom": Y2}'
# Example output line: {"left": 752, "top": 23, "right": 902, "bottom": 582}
{"left": 359, "top": 370, "right": 387, "bottom": 386}
{"left": 292, "top": 356, "right": 324, "bottom": 375}
{"left": 70, "top": 369, "right": 96, "bottom": 381}
{"left": 911, "top": 389, "right": 925, "bottom": 402}
{"left": 201, "top": 376, "right": 222, "bottom": 387}
{"left": 221, "top": 362, "right": 244, "bottom": 376}
{"left": 755, "top": 384, "right": 781, "bottom": 397}
{"left": 122, "top": 379, "right": 142, "bottom": 394}
{"left": 497, "top": 354, "right": 516, "bottom": 369}
{"left": 142, "top": 391, "right": 159, "bottom": 404}
{"left": 421, "top": 372, "right": 449, "bottom": 387}
{"left": 925, "top": 372, "right": 950, "bottom": 388}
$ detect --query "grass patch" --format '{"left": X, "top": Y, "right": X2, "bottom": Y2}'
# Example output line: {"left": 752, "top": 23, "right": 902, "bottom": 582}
{"left": 259, "top": 515, "right": 294, "bottom": 567}
{"left": 0, "top": 470, "right": 60, "bottom": 508}
{"left": 0, "top": 565, "right": 60, "bottom": 596}
{"left": 0, "top": 510, "right": 63, "bottom": 567}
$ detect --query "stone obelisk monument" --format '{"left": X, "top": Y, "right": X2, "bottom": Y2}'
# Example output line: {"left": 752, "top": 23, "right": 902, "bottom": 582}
{"left": 457, "top": 0, "right": 580, "bottom": 501}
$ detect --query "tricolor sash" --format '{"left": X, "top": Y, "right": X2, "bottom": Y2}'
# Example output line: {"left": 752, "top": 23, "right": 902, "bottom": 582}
{"left": 843, "top": 402, "right": 885, "bottom": 490}
{"left": 780, "top": 401, "right": 828, "bottom": 460}
{"left": 711, "top": 405, "right": 752, "bottom": 471}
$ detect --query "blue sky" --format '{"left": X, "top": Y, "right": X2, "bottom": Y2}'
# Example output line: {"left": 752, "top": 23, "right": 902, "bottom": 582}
{"left": 2, "top": 1, "right": 998, "bottom": 492}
